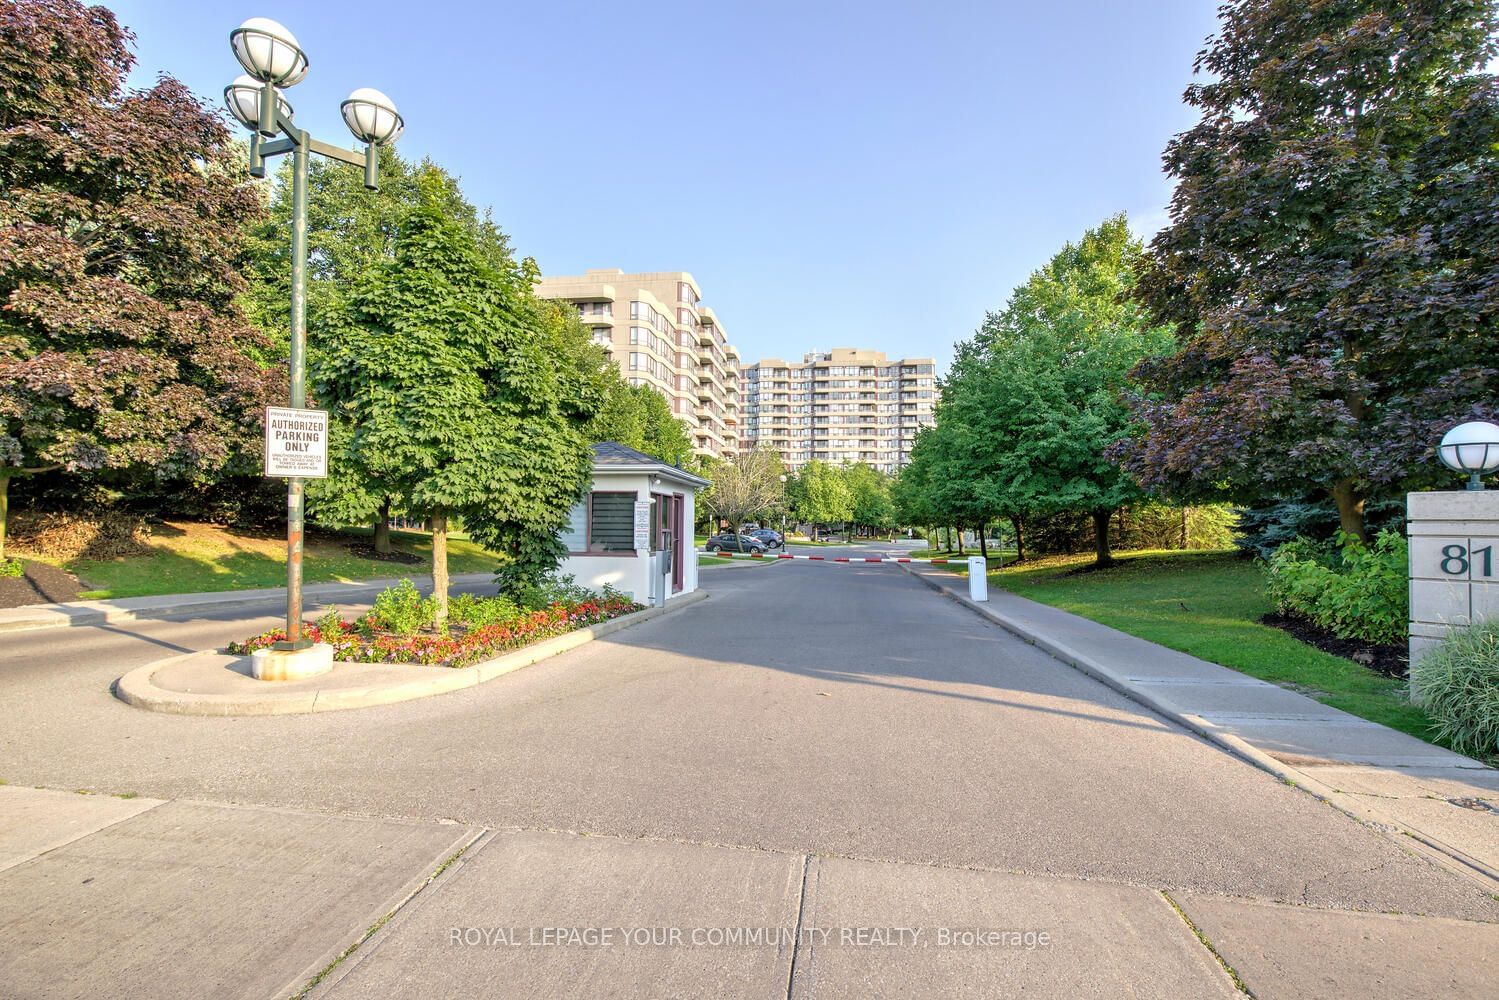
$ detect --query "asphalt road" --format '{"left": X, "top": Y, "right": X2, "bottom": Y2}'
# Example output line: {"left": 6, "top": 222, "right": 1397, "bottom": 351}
{"left": 1, "top": 559, "right": 1493, "bottom": 922}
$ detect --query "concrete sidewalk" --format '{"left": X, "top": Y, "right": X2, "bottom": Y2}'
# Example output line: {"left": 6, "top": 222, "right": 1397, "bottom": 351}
{"left": 0, "top": 572, "right": 496, "bottom": 633}
{"left": 902, "top": 562, "right": 1499, "bottom": 890}
{"left": 5, "top": 784, "right": 1495, "bottom": 999}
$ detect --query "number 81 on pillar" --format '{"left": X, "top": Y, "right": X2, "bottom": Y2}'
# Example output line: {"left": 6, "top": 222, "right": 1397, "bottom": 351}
{"left": 1440, "top": 542, "right": 1495, "bottom": 579}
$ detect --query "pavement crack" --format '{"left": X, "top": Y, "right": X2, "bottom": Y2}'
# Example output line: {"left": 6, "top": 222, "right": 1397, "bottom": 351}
{"left": 290, "top": 827, "right": 487, "bottom": 999}
{"left": 785, "top": 855, "right": 814, "bottom": 1000}
{"left": 1160, "top": 890, "right": 1255, "bottom": 997}
{"left": 1299, "top": 859, "right": 1395, "bottom": 907}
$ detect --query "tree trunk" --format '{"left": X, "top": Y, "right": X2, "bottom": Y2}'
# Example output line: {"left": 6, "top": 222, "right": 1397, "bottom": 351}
{"left": 431, "top": 510, "right": 449, "bottom": 631}
{"left": 1093, "top": 508, "right": 1115, "bottom": 567}
{"left": 979, "top": 523, "right": 988, "bottom": 560}
{"left": 1180, "top": 507, "right": 1189, "bottom": 550}
{"left": 373, "top": 497, "right": 392, "bottom": 555}
{"left": 1330, "top": 479, "right": 1368, "bottom": 543}
{"left": 1012, "top": 515, "right": 1026, "bottom": 563}
{"left": 957, "top": 526, "right": 965, "bottom": 556}
{"left": 0, "top": 474, "right": 8, "bottom": 563}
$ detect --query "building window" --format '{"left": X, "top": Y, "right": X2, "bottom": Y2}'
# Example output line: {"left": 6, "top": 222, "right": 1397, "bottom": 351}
{"left": 560, "top": 501, "right": 587, "bottom": 551}
{"left": 588, "top": 492, "right": 636, "bottom": 552}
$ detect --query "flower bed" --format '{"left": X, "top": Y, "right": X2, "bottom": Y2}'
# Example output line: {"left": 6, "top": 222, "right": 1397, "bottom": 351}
{"left": 228, "top": 595, "right": 643, "bottom": 668}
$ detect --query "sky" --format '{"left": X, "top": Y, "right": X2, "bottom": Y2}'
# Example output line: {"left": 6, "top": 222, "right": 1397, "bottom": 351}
{"left": 105, "top": 1, "right": 1223, "bottom": 374}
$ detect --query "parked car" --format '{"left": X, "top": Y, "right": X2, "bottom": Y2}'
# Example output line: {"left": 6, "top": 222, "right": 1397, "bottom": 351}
{"left": 704, "top": 533, "right": 765, "bottom": 554}
{"left": 749, "top": 529, "right": 783, "bottom": 549}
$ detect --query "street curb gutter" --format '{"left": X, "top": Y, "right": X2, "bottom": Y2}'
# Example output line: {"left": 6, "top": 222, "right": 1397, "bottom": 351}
{"left": 0, "top": 573, "right": 499, "bottom": 634}
{"left": 897, "top": 563, "right": 1499, "bottom": 892}
{"left": 114, "top": 590, "right": 710, "bottom": 717}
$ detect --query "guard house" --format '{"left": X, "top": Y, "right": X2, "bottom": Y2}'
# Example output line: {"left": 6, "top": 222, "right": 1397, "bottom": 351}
{"left": 558, "top": 442, "right": 709, "bottom": 604}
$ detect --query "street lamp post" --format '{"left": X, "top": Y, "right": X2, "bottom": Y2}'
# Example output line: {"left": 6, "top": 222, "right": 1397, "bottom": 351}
{"left": 225, "top": 18, "right": 404, "bottom": 657}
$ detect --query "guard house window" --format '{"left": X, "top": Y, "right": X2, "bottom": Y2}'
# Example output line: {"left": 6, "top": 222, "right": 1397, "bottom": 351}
{"left": 588, "top": 492, "right": 635, "bottom": 552}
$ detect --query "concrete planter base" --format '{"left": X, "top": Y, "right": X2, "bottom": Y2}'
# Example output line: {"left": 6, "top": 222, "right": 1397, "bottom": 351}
{"left": 250, "top": 643, "right": 334, "bottom": 680}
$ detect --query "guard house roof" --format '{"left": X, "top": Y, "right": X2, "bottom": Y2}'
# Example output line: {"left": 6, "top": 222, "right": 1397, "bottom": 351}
{"left": 591, "top": 442, "right": 710, "bottom": 489}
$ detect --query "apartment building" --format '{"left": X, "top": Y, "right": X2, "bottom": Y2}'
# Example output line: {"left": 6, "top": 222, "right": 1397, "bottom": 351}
{"left": 534, "top": 269, "right": 740, "bottom": 461}
{"left": 738, "top": 348, "right": 939, "bottom": 474}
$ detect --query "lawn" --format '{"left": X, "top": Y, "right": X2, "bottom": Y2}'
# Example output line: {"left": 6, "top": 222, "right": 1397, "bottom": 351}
{"left": 912, "top": 549, "right": 1016, "bottom": 564}
{"left": 946, "top": 550, "right": 1437, "bottom": 745}
{"left": 698, "top": 552, "right": 781, "bottom": 569}
{"left": 64, "top": 521, "right": 500, "bottom": 599}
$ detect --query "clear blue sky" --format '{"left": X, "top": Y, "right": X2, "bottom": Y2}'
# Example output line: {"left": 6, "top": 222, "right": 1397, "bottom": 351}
{"left": 106, "top": 1, "right": 1221, "bottom": 373}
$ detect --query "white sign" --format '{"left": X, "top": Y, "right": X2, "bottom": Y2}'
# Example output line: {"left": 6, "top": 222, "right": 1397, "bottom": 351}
{"left": 633, "top": 501, "right": 652, "bottom": 550}
{"left": 263, "top": 406, "right": 328, "bottom": 479}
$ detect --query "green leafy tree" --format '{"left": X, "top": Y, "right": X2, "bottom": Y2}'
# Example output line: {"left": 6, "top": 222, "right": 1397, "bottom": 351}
{"left": 0, "top": 0, "right": 274, "bottom": 559}
{"left": 939, "top": 215, "right": 1173, "bottom": 565}
{"left": 1125, "top": 0, "right": 1499, "bottom": 539}
{"left": 313, "top": 171, "right": 597, "bottom": 626}
{"left": 796, "top": 460, "right": 854, "bottom": 542}
{"left": 844, "top": 462, "right": 894, "bottom": 538}
{"left": 248, "top": 147, "right": 514, "bottom": 553}
{"left": 891, "top": 434, "right": 942, "bottom": 541}
{"left": 586, "top": 377, "right": 693, "bottom": 466}
{"left": 245, "top": 146, "right": 510, "bottom": 346}
{"left": 915, "top": 389, "right": 1003, "bottom": 555}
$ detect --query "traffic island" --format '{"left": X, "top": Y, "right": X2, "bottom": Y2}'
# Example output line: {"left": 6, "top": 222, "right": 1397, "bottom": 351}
{"left": 113, "top": 590, "right": 708, "bottom": 716}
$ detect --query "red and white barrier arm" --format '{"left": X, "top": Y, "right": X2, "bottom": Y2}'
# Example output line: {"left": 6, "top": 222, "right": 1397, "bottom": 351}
{"left": 696, "top": 550, "right": 966, "bottom": 564}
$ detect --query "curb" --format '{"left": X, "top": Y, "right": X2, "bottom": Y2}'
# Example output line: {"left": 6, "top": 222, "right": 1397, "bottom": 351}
{"left": 896, "top": 563, "right": 1499, "bottom": 892}
{"left": 114, "top": 590, "right": 710, "bottom": 717}
{"left": 0, "top": 573, "right": 498, "bottom": 634}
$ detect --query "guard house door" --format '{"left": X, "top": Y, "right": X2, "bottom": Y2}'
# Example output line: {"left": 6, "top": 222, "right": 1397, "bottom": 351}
{"left": 670, "top": 493, "right": 684, "bottom": 592}
{"left": 655, "top": 493, "right": 684, "bottom": 594}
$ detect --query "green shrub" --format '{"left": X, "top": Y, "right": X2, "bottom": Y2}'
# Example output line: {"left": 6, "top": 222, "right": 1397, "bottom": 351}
{"left": 315, "top": 606, "right": 346, "bottom": 642}
{"left": 1414, "top": 621, "right": 1499, "bottom": 759}
{"left": 0, "top": 558, "right": 23, "bottom": 578}
{"left": 515, "top": 572, "right": 595, "bottom": 611}
{"left": 448, "top": 593, "right": 520, "bottom": 628}
{"left": 1235, "top": 496, "right": 1406, "bottom": 560}
{"left": 1265, "top": 531, "right": 1408, "bottom": 645}
{"left": 364, "top": 579, "right": 435, "bottom": 637}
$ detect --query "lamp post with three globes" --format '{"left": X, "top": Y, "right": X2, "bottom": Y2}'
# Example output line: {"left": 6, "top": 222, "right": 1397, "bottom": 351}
{"left": 224, "top": 17, "right": 404, "bottom": 655}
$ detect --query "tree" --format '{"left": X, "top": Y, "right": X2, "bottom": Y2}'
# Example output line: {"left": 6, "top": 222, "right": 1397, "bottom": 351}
{"left": 914, "top": 390, "right": 1002, "bottom": 555}
{"left": 940, "top": 216, "right": 1172, "bottom": 566}
{"left": 247, "top": 146, "right": 516, "bottom": 554}
{"left": 0, "top": 0, "right": 274, "bottom": 559}
{"left": 586, "top": 376, "right": 693, "bottom": 466}
{"left": 891, "top": 433, "right": 941, "bottom": 541}
{"left": 244, "top": 145, "right": 510, "bottom": 347}
{"left": 796, "top": 460, "right": 854, "bottom": 542}
{"left": 844, "top": 462, "right": 893, "bottom": 539}
{"left": 313, "top": 171, "right": 597, "bottom": 626}
{"left": 1124, "top": 0, "right": 1499, "bottom": 540}
{"left": 699, "top": 446, "right": 784, "bottom": 546}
